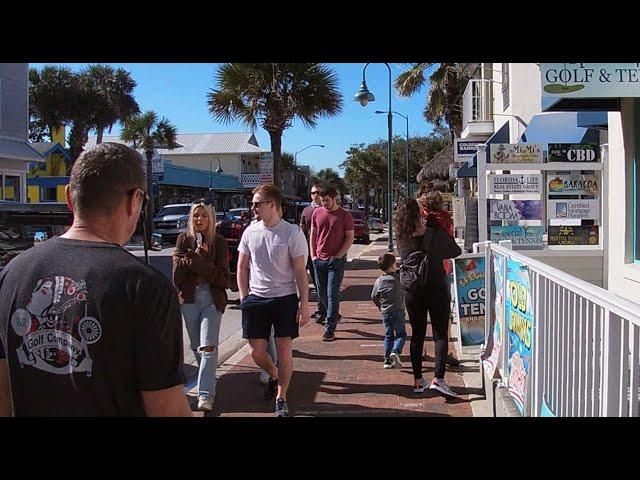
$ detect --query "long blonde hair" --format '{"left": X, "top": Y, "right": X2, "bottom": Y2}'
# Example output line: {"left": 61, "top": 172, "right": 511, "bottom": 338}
{"left": 187, "top": 202, "right": 216, "bottom": 247}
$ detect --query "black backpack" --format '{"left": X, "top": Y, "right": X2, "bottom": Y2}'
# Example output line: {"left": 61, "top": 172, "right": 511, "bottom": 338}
{"left": 399, "top": 228, "right": 434, "bottom": 293}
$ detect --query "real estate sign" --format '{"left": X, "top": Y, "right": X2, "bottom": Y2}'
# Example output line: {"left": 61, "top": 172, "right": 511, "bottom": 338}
{"left": 548, "top": 173, "right": 600, "bottom": 195}
{"left": 454, "top": 138, "right": 484, "bottom": 163}
{"left": 548, "top": 225, "right": 600, "bottom": 246}
{"left": 548, "top": 143, "right": 600, "bottom": 163}
{"left": 489, "top": 144, "right": 543, "bottom": 163}
{"left": 490, "top": 226, "right": 544, "bottom": 249}
{"left": 548, "top": 199, "right": 600, "bottom": 222}
{"left": 453, "top": 256, "right": 486, "bottom": 348}
{"left": 489, "top": 200, "right": 543, "bottom": 221}
{"left": 506, "top": 258, "right": 534, "bottom": 415}
{"left": 541, "top": 63, "right": 640, "bottom": 98}
{"left": 489, "top": 174, "right": 542, "bottom": 194}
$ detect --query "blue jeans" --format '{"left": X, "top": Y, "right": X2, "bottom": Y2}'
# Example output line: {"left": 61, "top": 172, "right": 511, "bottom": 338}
{"left": 181, "top": 285, "right": 223, "bottom": 401}
{"left": 313, "top": 256, "right": 347, "bottom": 334}
{"left": 382, "top": 309, "right": 407, "bottom": 358}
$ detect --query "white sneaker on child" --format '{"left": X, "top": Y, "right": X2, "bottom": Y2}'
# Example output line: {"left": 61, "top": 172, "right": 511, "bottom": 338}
{"left": 390, "top": 352, "right": 402, "bottom": 368}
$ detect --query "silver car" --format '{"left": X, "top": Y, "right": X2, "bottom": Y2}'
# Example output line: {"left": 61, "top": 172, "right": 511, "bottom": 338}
{"left": 153, "top": 204, "right": 192, "bottom": 242}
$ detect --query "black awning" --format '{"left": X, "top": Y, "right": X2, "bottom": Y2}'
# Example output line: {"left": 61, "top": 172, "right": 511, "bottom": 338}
{"left": 542, "top": 97, "right": 620, "bottom": 112}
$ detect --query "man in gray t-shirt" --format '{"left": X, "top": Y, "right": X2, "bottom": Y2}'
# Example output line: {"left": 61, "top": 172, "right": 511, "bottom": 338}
{"left": 237, "top": 184, "right": 309, "bottom": 417}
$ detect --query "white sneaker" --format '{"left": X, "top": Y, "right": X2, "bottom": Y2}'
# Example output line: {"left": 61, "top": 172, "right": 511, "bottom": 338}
{"left": 197, "top": 397, "right": 214, "bottom": 411}
{"left": 390, "top": 352, "right": 402, "bottom": 368}
{"left": 259, "top": 371, "right": 270, "bottom": 385}
{"left": 412, "top": 378, "right": 429, "bottom": 393}
{"left": 429, "top": 377, "right": 458, "bottom": 398}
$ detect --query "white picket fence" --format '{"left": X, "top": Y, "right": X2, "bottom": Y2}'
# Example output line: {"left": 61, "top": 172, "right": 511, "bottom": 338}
{"left": 482, "top": 241, "right": 640, "bottom": 417}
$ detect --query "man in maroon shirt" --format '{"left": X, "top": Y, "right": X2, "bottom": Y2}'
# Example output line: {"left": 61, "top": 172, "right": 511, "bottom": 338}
{"left": 310, "top": 186, "right": 355, "bottom": 341}
{"left": 300, "top": 184, "right": 327, "bottom": 324}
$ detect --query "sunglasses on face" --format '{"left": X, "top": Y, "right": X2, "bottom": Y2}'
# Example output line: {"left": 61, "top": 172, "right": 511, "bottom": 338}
{"left": 129, "top": 188, "right": 149, "bottom": 212}
{"left": 251, "top": 200, "right": 273, "bottom": 209}
{"left": 311, "top": 191, "right": 324, "bottom": 195}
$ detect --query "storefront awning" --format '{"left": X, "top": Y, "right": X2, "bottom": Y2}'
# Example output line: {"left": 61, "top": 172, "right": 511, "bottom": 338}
{"left": 160, "top": 163, "right": 245, "bottom": 191}
{"left": 456, "top": 122, "right": 510, "bottom": 179}
{"left": 518, "top": 112, "right": 600, "bottom": 145}
{"left": 542, "top": 96, "right": 620, "bottom": 112}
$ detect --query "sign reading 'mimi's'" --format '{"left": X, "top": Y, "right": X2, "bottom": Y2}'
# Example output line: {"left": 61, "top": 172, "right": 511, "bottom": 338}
{"left": 489, "top": 144, "right": 543, "bottom": 163}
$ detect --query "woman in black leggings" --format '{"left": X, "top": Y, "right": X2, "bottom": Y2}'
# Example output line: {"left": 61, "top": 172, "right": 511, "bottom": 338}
{"left": 394, "top": 198, "right": 461, "bottom": 396}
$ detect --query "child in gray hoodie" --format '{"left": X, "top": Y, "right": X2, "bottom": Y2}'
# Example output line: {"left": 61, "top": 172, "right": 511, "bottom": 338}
{"left": 371, "top": 253, "right": 407, "bottom": 368}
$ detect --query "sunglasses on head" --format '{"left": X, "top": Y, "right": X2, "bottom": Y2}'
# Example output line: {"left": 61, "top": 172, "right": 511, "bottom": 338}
{"left": 192, "top": 198, "right": 213, "bottom": 206}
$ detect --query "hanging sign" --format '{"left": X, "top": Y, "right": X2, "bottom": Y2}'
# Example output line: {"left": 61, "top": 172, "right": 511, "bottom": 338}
{"left": 489, "top": 200, "right": 543, "bottom": 221}
{"left": 489, "top": 174, "right": 542, "bottom": 194}
{"left": 489, "top": 144, "right": 543, "bottom": 163}
{"left": 548, "top": 143, "right": 600, "bottom": 163}
{"left": 548, "top": 173, "right": 600, "bottom": 195}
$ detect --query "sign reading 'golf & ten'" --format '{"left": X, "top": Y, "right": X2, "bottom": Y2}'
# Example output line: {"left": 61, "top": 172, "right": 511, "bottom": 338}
{"left": 541, "top": 63, "right": 640, "bottom": 98}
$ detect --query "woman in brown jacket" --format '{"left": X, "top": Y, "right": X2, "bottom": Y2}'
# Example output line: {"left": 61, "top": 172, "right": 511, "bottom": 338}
{"left": 173, "top": 201, "right": 230, "bottom": 412}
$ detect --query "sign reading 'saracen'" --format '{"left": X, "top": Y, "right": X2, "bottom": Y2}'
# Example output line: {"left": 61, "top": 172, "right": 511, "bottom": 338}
{"left": 548, "top": 143, "right": 600, "bottom": 163}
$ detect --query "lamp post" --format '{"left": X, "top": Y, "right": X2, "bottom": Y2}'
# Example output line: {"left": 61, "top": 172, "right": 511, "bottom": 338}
{"left": 294, "top": 144, "right": 325, "bottom": 195}
{"left": 209, "top": 157, "right": 223, "bottom": 202}
{"left": 354, "top": 63, "right": 394, "bottom": 253}
{"left": 376, "top": 110, "right": 409, "bottom": 198}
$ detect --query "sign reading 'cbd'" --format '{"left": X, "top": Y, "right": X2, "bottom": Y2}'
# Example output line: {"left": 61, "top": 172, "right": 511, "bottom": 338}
{"left": 548, "top": 143, "right": 599, "bottom": 163}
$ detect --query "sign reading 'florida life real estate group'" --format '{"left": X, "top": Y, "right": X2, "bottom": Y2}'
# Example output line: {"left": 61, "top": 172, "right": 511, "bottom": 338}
{"left": 489, "top": 174, "right": 542, "bottom": 194}
{"left": 489, "top": 200, "right": 543, "bottom": 221}
{"left": 490, "top": 226, "right": 545, "bottom": 249}
{"left": 541, "top": 63, "right": 640, "bottom": 97}
{"left": 548, "top": 143, "right": 600, "bottom": 163}
{"left": 548, "top": 173, "right": 600, "bottom": 195}
{"left": 489, "top": 144, "right": 543, "bottom": 163}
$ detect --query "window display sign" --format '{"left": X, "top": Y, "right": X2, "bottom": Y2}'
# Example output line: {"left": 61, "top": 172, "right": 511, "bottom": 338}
{"left": 548, "top": 225, "right": 599, "bottom": 246}
{"left": 548, "top": 199, "right": 600, "bottom": 222}
{"left": 489, "top": 174, "right": 542, "bottom": 194}
{"left": 490, "top": 226, "right": 544, "bottom": 248}
{"left": 489, "top": 144, "right": 543, "bottom": 163}
{"left": 548, "top": 173, "right": 599, "bottom": 195}
{"left": 489, "top": 200, "right": 543, "bottom": 221}
{"left": 548, "top": 143, "right": 599, "bottom": 163}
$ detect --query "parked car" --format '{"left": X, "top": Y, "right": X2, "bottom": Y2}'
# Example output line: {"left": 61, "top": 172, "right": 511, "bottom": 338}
{"left": 152, "top": 203, "right": 192, "bottom": 243}
{"left": 349, "top": 209, "right": 370, "bottom": 244}
{"left": 228, "top": 207, "right": 252, "bottom": 222}
{"left": 0, "top": 203, "right": 73, "bottom": 273}
{"left": 368, "top": 216, "right": 384, "bottom": 233}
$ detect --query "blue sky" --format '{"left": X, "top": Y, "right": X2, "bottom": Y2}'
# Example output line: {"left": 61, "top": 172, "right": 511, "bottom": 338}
{"left": 30, "top": 63, "right": 436, "bottom": 174}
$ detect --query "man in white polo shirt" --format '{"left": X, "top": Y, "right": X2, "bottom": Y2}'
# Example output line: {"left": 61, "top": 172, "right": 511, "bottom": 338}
{"left": 237, "top": 184, "right": 310, "bottom": 417}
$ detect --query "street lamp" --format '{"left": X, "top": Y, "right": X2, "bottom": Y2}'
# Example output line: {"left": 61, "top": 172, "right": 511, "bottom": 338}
{"left": 294, "top": 144, "right": 325, "bottom": 195}
{"left": 355, "top": 63, "right": 394, "bottom": 253}
{"left": 209, "top": 157, "right": 223, "bottom": 202}
{"left": 376, "top": 110, "right": 410, "bottom": 198}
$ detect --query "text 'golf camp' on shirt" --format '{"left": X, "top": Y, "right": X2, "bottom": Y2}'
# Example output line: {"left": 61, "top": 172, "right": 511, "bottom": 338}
{"left": 238, "top": 219, "right": 308, "bottom": 298}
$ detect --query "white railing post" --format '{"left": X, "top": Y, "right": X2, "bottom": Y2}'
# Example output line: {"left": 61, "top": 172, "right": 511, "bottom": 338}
{"left": 484, "top": 243, "right": 493, "bottom": 343}
{"left": 531, "top": 271, "right": 545, "bottom": 416}
{"left": 601, "top": 310, "right": 622, "bottom": 416}
{"left": 601, "top": 144, "right": 609, "bottom": 289}
{"left": 478, "top": 144, "right": 488, "bottom": 243}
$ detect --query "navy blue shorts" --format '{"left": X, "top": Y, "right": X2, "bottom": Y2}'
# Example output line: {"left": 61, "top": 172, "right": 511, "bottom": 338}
{"left": 240, "top": 293, "right": 299, "bottom": 340}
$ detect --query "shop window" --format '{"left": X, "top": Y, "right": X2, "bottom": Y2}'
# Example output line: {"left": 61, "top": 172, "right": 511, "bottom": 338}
{"left": 41, "top": 186, "right": 58, "bottom": 202}
{"left": 1, "top": 174, "right": 21, "bottom": 202}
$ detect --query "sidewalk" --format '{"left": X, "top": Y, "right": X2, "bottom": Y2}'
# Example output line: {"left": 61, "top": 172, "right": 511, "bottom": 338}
{"left": 192, "top": 239, "right": 484, "bottom": 417}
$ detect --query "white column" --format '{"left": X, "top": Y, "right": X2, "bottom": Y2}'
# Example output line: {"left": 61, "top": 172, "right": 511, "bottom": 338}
{"left": 478, "top": 144, "right": 488, "bottom": 242}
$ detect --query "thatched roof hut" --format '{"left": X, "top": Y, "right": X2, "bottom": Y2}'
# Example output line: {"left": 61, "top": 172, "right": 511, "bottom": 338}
{"left": 416, "top": 144, "right": 454, "bottom": 182}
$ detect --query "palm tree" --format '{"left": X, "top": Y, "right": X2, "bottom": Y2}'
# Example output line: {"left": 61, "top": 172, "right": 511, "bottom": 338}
{"left": 29, "top": 66, "right": 76, "bottom": 140}
{"left": 395, "top": 63, "right": 470, "bottom": 141}
{"left": 121, "top": 111, "right": 179, "bottom": 243}
{"left": 207, "top": 63, "right": 342, "bottom": 187}
{"left": 311, "top": 168, "right": 346, "bottom": 195}
{"left": 83, "top": 65, "right": 140, "bottom": 144}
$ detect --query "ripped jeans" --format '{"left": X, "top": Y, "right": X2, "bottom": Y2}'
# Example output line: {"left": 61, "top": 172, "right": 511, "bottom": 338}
{"left": 181, "top": 284, "right": 223, "bottom": 401}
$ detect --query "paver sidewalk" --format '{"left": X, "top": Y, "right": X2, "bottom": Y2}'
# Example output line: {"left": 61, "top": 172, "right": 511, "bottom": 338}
{"left": 191, "top": 241, "right": 481, "bottom": 417}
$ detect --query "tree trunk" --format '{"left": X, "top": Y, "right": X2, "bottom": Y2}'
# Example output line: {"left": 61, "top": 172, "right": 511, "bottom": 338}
{"left": 96, "top": 128, "right": 104, "bottom": 144}
{"left": 145, "top": 149, "right": 154, "bottom": 246}
{"left": 268, "top": 130, "right": 282, "bottom": 188}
